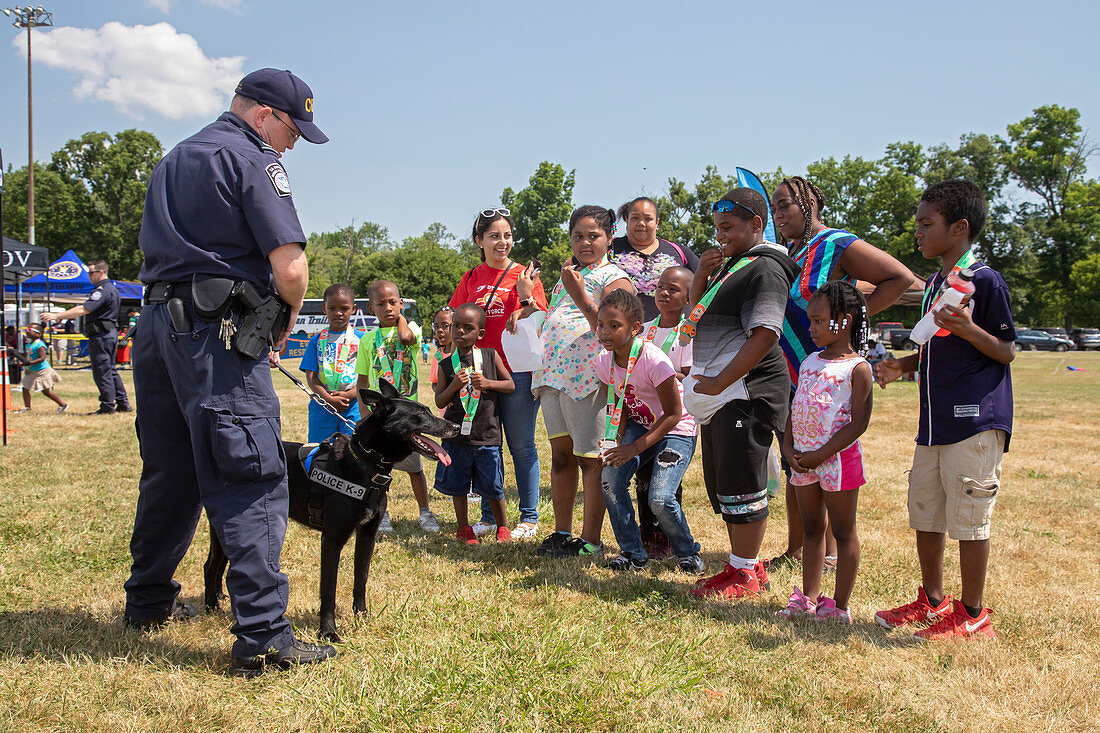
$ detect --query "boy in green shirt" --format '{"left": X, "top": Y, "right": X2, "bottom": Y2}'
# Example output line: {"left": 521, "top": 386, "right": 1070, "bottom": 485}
{"left": 355, "top": 279, "right": 440, "bottom": 534}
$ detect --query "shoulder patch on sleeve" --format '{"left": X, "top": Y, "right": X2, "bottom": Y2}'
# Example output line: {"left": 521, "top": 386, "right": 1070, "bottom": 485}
{"left": 266, "top": 162, "right": 292, "bottom": 197}
{"left": 89, "top": 290, "right": 103, "bottom": 301}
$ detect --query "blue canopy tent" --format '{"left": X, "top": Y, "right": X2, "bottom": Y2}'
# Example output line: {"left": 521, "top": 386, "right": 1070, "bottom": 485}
{"left": 3, "top": 249, "right": 143, "bottom": 300}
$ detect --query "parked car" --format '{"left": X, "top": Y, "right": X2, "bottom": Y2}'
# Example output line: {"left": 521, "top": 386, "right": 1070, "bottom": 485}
{"left": 889, "top": 328, "right": 916, "bottom": 351}
{"left": 1070, "top": 328, "right": 1100, "bottom": 351}
{"left": 874, "top": 321, "right": 904, "bottom": 341}
{"left": 1036, "top": 327, "right": 1069, "bottom": 339}
{"left": 1015, "top": 329, "right": 1073, "bottom": 352}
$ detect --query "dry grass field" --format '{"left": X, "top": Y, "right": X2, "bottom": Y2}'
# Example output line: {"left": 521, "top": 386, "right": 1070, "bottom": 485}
{"left": 0, "top": 350, "right": 1098, "bottom": 732}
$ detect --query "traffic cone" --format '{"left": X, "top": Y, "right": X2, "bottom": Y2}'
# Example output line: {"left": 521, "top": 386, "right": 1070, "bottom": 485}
{"left": 1, "top": 346, "right": 14, "bottom": 437}
{"left": 0, "top": 346, "right": 11, "bottom": 411}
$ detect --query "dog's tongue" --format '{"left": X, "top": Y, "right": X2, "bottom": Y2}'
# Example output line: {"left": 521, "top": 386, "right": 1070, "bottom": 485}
{"left": 412, "top": 433, "right": 451, "bottom": 466}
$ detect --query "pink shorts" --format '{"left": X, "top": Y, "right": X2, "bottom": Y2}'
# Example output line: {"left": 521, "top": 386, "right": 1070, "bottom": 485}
{"left": 790, "top": 441, "right": 865, "bottom": 492}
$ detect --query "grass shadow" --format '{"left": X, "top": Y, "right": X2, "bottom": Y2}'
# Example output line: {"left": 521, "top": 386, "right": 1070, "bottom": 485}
{"left": 0, "top": 606, "right": 211, "bottom": 668}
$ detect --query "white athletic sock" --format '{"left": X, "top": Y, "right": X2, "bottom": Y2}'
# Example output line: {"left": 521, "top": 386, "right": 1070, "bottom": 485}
{"left": 728, "top": 554, "right": 757, "bottom": 571}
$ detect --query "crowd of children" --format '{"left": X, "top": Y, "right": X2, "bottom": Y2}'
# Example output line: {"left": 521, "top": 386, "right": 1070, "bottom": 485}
{"left": 293, "top": 179, "right": 1013, "bottom": 640}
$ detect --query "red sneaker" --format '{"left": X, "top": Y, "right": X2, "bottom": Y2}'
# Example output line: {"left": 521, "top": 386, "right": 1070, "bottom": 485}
{"left": 754, "top": 561, "right": 770, "bottom": 592}
{"left": 495, "top": 526, "right": 512, "bottom": 542}
{"left": 914, "top": 600, "right": 996, "bottom": 641}
{"left": 875, "top": 586, "right": 952, "bottom": 629}
{"left": 457, "top": 525, "right": 479, "bottom": 545}
{"left": 693, "top": 562, "right": 738, "bottom": 590}
{"left": 693, "top": 565, "right": 761, "bottom": 599}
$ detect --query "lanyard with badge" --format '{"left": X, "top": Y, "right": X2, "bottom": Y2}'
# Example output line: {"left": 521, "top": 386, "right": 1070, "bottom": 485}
{"left": 601, "top": 338, "right": 643, "bottom": 457}
{"left": 318, "top": 329, "right": 355, "bottom": 392}
{"left": 643, "top": 317, "right": 684, "bottom": 355}
{"left": 450, "top": 349, "right": 484, "bottom": 436}
{"left": 375, "top": 328, "right": 405, "bottom": 390}
{"left": 921, "top": 247, "right": 978, "bottom": 316}
{"left": 678, "top": 255, "right": 757, "bottom": 345}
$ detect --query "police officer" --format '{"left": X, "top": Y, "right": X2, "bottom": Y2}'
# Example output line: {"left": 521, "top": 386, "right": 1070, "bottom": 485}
{"left": 123, "top": 68, "right": 335, "bottom": 676}
{"left": 41, "top": 260, "right": 132, "bottom": 414}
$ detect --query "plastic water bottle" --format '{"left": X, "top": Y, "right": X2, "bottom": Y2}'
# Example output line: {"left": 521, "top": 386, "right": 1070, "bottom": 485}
{"left": 911, "top": 268, "right": 976, "bottom": 345}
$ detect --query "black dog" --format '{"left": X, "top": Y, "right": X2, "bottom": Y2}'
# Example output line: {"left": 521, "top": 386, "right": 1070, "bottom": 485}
{"left": 204, "top": 380, "right": 458, "bottom": 642}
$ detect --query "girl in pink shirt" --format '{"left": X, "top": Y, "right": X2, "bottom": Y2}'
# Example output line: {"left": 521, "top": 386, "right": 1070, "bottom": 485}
{"left": 779, "top": 281, "right": 873, "bottom": 624}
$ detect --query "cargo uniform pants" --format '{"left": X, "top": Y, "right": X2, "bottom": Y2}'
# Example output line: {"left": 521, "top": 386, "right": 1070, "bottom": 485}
{"left": 124, "top": 303, "right": 294, "bottom": 656}
{"left": 88, "top": 331, "right": 130, "bottom": 410}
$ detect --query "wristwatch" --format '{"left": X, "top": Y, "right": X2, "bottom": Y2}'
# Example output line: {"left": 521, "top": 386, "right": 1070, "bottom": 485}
{"left": 519, "top": 298, "right": 534, "bottom": 307}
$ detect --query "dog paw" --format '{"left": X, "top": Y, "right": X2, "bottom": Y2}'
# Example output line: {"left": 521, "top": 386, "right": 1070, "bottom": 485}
{"left": 319, "top": 628, "right": 342, "bottom": 644}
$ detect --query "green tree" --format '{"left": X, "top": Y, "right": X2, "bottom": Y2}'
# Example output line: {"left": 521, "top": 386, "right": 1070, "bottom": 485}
{"left": 1001, "top": 105, "right": 1100, "bottom": 328}
{"left": 1070, "top": 252, "right": 1100, "bottom": 326}
{"left": 352, "top": 223, "right": 475, "bottom": 323}
{"left": 656, "top": 165, "right": 738, "bottom": 255}
{"left": 50, "top": 129, "right": 163, "bottom": 279}
{"left": 1, "top": 162, "right": 100, "bottom": 257}
{"left": 304, "top": 221, "right": 391, "bottom": 298}
{"left": 500, "top": 161, "right": 575, "bottom": 291}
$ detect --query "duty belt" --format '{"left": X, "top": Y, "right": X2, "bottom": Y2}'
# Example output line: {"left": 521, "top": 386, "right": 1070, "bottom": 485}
{"left": 144, "top": 281, "right": 193, "bottom": 304}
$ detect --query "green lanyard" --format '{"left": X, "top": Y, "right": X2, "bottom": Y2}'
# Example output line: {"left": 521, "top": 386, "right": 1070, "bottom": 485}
{"left": 547, "top": 255, "right": 609, "bottom": 311}
{"left": 643, "top": 317, "right": 683, "bottom": 355}
{"left": 922, "top": 247, "right": 978, "bottom": 315}
{"left": 450, "top": 348, "right": 484, "bottom": 435}
{"left": 374, "top": 328, "right": 405, "bottom": 390}
{"left": 603, "top": 338, "right": 643, "bottom": 445}
{"left": 679, "top": 255, "right": 757, "bottom": 345}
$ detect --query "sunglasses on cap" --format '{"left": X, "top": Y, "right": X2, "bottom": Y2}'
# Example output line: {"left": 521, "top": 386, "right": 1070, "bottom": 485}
{"left": 711, "top": 199, "right": 760, "bottom": 218}
{"left": 477, "top": 207, "right": 511, "bottom": 220}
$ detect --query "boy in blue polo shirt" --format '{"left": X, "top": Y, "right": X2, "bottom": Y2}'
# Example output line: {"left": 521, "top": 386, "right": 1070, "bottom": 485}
{"left": 873, "top": 181, "right": 1015, "bottom": 640}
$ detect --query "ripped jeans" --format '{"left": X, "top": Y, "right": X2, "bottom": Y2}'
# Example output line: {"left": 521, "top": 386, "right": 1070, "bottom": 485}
{"left": 601, "top": 420, "right": 699, "bottom": 562}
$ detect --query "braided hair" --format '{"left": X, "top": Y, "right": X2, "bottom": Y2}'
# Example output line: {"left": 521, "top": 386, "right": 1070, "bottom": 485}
{"left": 779, "top": 176, "right": 826, "bottom": 251}
{"left": 569, "top": 205, "right": 617, "bottom": 237}
{"left": 811, "top": 280, "right": 869, "bottom": 355}
{"left": 598, "top": 287, "right": 644, "bottom": 328}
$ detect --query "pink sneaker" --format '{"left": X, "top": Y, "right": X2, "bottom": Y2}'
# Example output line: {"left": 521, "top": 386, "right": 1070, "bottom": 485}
{"left": 776, "top": 587, "right": 817, "bottom": 619}
{"left": 813, "top": 596, "right": 852, "bottom": 625}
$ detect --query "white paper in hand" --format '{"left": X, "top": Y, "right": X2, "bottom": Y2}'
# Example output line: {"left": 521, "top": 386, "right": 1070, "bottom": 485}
{"left": 500, "top": 312, "right": 545, "bottom": 372}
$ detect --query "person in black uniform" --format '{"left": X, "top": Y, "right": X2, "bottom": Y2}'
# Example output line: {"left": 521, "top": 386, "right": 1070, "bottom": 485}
{"left": 41, "top": 260, "right": 132, "bottom": 414}
{"left": 123, "top": 68, "right": 334, "bottom": 676}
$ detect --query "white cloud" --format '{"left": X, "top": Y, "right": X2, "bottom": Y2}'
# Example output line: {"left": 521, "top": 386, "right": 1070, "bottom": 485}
{"left": 144, "top": 0, "right": 172, "bottom": 12}
{"left": 201, "top": 0, "right": 244, "bottom": 11}
{"left": 13, "top": 22, "right": 245, "bottom": 120}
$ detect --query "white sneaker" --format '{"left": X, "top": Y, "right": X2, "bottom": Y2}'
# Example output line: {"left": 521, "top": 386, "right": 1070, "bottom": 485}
{"left": 418, "top": 509, "right": 441, "bottom": 533}
{"left": 378, "top": 511, "right": 394, "bottom": 534}
{"left": 511, "top": 522, "right": 538, "bottom": 539}
{"left": 471, "top": 521, "right": 497, "bottom": 537}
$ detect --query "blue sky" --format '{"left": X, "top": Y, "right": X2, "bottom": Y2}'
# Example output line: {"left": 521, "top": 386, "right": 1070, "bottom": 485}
{"left": 1, "top": 0, "right": 1098, "bottom": 246}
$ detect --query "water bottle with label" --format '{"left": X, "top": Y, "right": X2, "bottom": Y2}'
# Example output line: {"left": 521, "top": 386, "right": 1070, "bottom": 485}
{"left": 911, "top": 268, "right": 976, "bottom": 345}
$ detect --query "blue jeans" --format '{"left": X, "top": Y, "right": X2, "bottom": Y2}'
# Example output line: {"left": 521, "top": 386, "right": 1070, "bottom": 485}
{"left": 601, "top": 421, "right": 699, "bottom": 562}
{"left": 481, "top": 370, "right": 541, "bottom": 524}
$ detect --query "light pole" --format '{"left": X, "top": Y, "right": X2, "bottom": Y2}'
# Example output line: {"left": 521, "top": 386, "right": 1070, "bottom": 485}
{"left": 3, "top": 5, "right": 52, "bottom": 247}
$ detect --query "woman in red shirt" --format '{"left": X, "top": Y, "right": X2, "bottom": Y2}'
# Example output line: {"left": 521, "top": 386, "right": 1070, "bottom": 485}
{"left": 450, "top": 208, "right": 548, "bottom": 539}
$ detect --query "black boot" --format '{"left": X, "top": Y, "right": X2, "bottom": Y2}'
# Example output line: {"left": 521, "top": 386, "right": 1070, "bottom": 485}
{"left": 229, "top": 638, "right": 338, "bottom": 678}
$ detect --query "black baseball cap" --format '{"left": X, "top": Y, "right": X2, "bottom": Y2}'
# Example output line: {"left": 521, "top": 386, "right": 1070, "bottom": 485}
{"left": 235, "top": 68, "right": 328, "bottom": 144}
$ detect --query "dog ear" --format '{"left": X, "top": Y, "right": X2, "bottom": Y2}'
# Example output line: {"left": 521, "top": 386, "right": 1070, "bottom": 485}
{"left": 359, "top": 387, "right": 392, "bottom": 415}
{"left": 330, "top": 433, "right": 350, "bottom": 460}
{"left": 377, "top": 379, "right": 401, "bottom": 400}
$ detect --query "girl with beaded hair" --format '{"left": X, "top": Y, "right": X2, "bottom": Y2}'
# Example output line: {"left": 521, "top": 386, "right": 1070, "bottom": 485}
{"left": 766, "top": 176, "right": 915, "bottom": 571}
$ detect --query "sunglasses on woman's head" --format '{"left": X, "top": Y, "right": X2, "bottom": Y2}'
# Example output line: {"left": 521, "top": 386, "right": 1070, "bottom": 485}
{"left": 478, "top": 207, "right": 511, "bottom": 220}
{"left": 711, "top": 200, "right": 759, "bottom": 218}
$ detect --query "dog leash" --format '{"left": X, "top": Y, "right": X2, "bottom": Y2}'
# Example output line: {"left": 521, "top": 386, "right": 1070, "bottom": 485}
{"left": 273, "top": 360, "right": 359, "bottom": 432}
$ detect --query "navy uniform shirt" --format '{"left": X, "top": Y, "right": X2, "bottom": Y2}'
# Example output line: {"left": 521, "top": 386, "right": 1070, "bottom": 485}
{"left": 916, "top": 262, "right": 1016, "bottom": 449}
{"left": 83, "top": 279, "right": 121, "bottom": 331}
{"left": 138, "top": 112, "right": 306, "bottom": 294}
